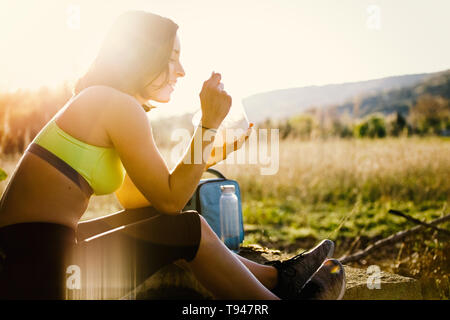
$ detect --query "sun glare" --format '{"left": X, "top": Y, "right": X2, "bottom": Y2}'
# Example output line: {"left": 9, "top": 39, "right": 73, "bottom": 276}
{"left": 0, "top": 0, "right": 449, "bottom": 118}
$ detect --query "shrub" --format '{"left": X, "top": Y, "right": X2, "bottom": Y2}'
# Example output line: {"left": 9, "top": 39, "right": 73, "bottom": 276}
{"left": 354, "top": 113, "right": 387, "bottom": 138}
{"left": 409, "top": 94, "right": 450, "bottom": 135}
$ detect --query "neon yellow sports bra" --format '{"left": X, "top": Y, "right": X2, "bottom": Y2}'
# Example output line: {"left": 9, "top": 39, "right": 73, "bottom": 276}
{"left": 31, "top": 120, "right": 125, "bottom": 196}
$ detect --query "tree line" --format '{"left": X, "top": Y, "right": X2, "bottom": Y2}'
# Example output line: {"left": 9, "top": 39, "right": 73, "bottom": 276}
{"left": 261, "top": 94, "right": 450, "bottom": 140}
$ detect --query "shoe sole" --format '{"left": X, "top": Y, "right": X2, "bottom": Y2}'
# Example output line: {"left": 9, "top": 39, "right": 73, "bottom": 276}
{"left": 299, "top": 240, "right": 336, "bottom": 294}
{"left": 313, "top": 239, "right": 335, "bottom": 259}
{"left": 299, "top": 258, "right": 346, "bottom": 300}
{"left": 325, "top": 239, "right": 335, "bottom": 258}
{"left": 335, "top": 260, "right": 346, "bottom": 300}
{"left": 321, "top": 243, "right": 345, "bottom": 300}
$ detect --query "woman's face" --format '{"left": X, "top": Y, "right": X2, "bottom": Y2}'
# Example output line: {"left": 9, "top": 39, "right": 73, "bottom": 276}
{"left": 137, "top": 34, "right": 185, "bottom": 104}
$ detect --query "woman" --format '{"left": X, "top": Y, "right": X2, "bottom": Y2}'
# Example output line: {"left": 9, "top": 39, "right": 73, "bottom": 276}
{"left": 0, "top": 11, "right": 345, "bottom": 300}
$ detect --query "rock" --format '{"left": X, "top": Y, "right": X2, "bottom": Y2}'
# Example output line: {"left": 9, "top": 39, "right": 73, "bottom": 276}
{"left": 120, "top": 263, "right": 213, "bottom": 300}
{"left": 343, "top": 265, "right": 422, "bottom": 300}
{"left": 121, "top": 244, "right": 422, "bottom": 300}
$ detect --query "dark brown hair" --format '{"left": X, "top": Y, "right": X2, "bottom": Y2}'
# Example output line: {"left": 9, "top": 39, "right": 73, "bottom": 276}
{"left": 73, "top": 11, "right": 178, "bottom": 98}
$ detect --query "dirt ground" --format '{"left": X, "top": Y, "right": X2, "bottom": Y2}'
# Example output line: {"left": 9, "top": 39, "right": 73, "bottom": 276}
{"left": 250, "top": 231, "right": 449, "bottom": 299}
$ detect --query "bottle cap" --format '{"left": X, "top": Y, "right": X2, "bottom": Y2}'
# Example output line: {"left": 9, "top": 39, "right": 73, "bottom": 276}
{"left": 220, "top": 185, "right": 235, "bottom": 193}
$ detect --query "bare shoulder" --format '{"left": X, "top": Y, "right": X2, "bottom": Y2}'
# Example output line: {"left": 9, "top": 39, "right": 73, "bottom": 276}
{"left": 79, "top": 85, "right": 142, "bottom": 112}
{"left": 78, "top": 86, "right": 152, "bottom": 149}
{"left": 78, "top": 86, "right": 146, "bottom": 127}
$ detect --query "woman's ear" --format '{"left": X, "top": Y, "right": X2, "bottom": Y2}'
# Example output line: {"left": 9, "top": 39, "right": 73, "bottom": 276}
{"left": 141, "top": 102, "right": 157, "bottom": 112}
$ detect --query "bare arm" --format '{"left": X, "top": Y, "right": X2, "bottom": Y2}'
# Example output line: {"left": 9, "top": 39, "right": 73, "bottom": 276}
{"left": 115, "top": 172, "right": 152, "bottom": 209}
{"left": 115, "top": 121, "right": 252, "bottom": 210}
{"left": 106, "top": 101, "right": 216, "bottom": 213}
{"left": 106, "top": 73, "right": 230, "bottom": 214}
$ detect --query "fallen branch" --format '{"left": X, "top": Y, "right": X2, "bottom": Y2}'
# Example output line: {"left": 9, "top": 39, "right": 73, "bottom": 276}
{"left": 339, "top": 213, "right": 450, "bottom": 264}
{"left": 388, "top": 209, "right": 450, "bottom": 237}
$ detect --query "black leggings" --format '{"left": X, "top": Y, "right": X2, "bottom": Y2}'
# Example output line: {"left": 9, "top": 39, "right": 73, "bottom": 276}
{"left": 0, "top": 206, "right": 202, "bottom": 300}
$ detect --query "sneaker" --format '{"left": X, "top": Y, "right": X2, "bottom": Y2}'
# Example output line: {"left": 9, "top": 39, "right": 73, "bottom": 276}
{"left": 265, "top": 239, "right": 335, "bottom": 299}
{"left": 297, "top": 259, "right": 346, "bottom": 300}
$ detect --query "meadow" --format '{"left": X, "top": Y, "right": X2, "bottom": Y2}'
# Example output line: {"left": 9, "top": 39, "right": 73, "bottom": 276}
{"left": 215, "top": 136, "right": 449, "bottom": 297}
{"left": 1, "top": 133, "right": 449, "bottom": 298}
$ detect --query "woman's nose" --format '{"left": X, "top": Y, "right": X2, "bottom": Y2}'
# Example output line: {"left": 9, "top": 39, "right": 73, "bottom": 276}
{"left": 176, "top": 63, "right": 185, "bottom": 78}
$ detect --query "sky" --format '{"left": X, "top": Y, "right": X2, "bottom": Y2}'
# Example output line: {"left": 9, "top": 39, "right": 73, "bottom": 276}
{"left": 0, "top": 0, "right": 449, "bottom": 119}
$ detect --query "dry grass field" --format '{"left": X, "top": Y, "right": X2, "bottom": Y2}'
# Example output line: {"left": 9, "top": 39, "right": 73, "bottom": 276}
{"left": 1, "top": 135, "right": 449, "bottom": 298}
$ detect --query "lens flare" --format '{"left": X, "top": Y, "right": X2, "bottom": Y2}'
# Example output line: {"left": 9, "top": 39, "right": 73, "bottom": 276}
{"left": 330, "top": 264, "right": 341, "bottom": 274}
{"left": 323, "top": 259, "right": 341, "bottom": 274}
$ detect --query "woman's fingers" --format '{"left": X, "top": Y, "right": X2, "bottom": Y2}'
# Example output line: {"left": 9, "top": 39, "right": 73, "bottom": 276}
{"left": 228, "top": 123, "right": 254, "bottom": 151}
{"left": 204, "top": 72, "right": 221, "bottom": 89}
{"left": 212, "top": 72, "right": 222, "bottom": 85}
{"left": 206, "top": 124, "right": 254, "bottom": 168}
{"left": 202, "top": 72, "right": 219, "bottom": 89}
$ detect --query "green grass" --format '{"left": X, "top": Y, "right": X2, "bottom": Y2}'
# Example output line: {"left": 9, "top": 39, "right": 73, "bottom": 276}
{"left": 202, "top": 137, "right": 449, "bottom": 247}
{"left": 241, "top": 197, "right": 448, "bottom": 248}
{"left": 2, "top": 136, "right": 449, "bottom": 297}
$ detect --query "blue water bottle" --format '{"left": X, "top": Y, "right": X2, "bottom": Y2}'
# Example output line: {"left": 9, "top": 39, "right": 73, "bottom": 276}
{"left": 219, "top": 184, "right": 240, "bottom": 252}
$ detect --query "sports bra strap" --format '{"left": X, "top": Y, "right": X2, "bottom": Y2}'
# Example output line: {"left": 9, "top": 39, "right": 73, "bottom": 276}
{"left": 27, "top": 143, "right": 94, "bottom": 198}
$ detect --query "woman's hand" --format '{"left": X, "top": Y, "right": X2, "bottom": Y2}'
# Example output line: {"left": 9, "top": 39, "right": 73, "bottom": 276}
{"left": 199, "top": 72, "right": 232, "bottom": 129}
{"left": 206, "top": 123, "right": 254, "bottom": 169}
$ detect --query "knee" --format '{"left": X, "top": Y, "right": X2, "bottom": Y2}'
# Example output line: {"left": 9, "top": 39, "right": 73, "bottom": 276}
{"left": 181, "top": 210, "right": 200, "bottom": 215}
{"left": 180, "top": 210, "right": 206, "bottom": 225}
{"left": 182, "top": 210, "right": 205, "bottom": 226}
{"left": 180, "top": 211, "right": 215, "bottom": 238}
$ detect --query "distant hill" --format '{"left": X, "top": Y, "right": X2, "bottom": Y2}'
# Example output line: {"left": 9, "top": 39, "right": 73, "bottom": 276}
{"left": 242, "top": 70, "right": 448, "bottom": 123}
{"left": 328, "top": 69, "right": 450, "bottom": 118}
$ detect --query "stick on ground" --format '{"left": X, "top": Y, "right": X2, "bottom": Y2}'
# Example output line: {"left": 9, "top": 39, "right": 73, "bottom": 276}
{"left": 388, "top": 209, "right": 450, "bottom": 237}
{"left": 339, "top": 213, "right": 450, "bottom": 264}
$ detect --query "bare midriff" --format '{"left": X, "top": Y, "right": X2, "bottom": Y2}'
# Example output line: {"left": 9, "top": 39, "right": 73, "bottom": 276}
{"left": 0, "top": 87, "right": 130, "bottom": 231}
{"left": 0, "top": 148, "right": 90, "bottom": 231}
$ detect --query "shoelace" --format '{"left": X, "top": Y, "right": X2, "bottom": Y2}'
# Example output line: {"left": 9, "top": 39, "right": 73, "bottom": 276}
{"left": 278, "top": 250, "right": 309, "bottom": 296}
{"left": 266, "top": 250, "right": 315, "bottom": 298}
{"left": 287, "top": 250, "right": 307, "bottom": 264}
{"left": 282, "top": 250, "right": 307, "bottom": 271}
